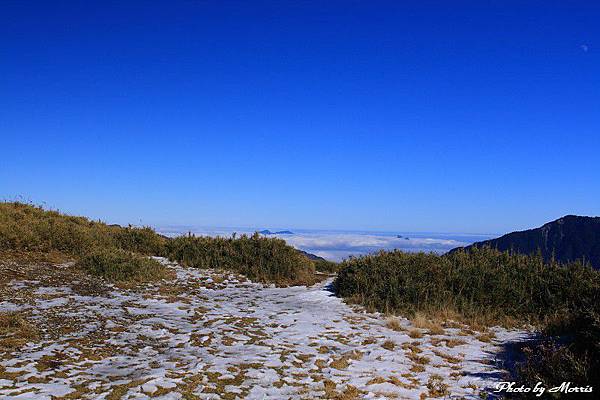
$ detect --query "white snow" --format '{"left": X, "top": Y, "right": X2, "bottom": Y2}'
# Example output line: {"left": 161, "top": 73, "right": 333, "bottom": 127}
{"left": 0, "top": 258, "right": 531, "bottom": 399}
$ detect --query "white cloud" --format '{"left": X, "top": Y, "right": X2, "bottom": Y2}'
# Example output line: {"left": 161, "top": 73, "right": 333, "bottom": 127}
{"left": 157, "top": 226, "right": 485, "bottom": 262}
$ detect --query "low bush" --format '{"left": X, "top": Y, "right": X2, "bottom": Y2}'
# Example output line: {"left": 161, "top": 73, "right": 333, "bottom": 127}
{"left": 77, "top": 248, "right": 168, "bottom": 283}
{"left": 165, "top": 233, "right": 316, "bottom": 286}
{"left": 334, "top": 247, "right": 600, "bottom": 395}
{"left": 334, "top": 247, "right": 600, "bottom": 326}
{"left": 313, "top": 259, "right": 340, "bottom": 274}
{"left": 114, "top": 225, "right": 167, "bottom": 255}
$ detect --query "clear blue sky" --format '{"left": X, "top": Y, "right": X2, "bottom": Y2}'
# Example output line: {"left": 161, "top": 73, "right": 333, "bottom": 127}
{"left": 1, "top": 1, "right": 598, "bottom": 234}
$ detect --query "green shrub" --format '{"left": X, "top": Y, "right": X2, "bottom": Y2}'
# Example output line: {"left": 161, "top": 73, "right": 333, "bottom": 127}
{"left": 335, "top": 247, "right": 600, "bottom": 391}
{"left": 1, "top": 202, "right": 317, "bottom": 286}
{"left": 165, "top": 233, "right": 316, "bottom": 286}
{"left": 334, "top": 247, "right": 600, "bottom": 325}
{"left": 113, "top": 225, "right": 167, "bottom": 255}
{"left": 77, "top": 248, "right": 168, "bottom": 283}
{"left": 313, "top": 259, "right": 340, "bottom": 274}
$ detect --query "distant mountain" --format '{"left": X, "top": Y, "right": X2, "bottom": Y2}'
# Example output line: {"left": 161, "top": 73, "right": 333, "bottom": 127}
{"left": 450, "top": 215, "right": 600, "bottom": 268}
{"left": 296, "top": 249, "right": 326, "bottom": 261}
{"left": 258, "top": 229, "right": 294, "bottom": 235}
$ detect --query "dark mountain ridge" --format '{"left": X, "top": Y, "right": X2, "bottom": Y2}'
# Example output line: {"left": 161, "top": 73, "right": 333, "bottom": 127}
{"left": 450, "top": 215, "right": 600, "bottom": 268}
{"left": 258, "top": 229, "right": 294, "bottom": 235}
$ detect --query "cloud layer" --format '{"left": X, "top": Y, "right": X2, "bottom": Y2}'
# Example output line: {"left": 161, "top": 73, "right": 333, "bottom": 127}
{"left": 280, "top": 233, "right": 468, "bottom": 261}
{"left": 158, "top": 226, "right": 492, "bottom": 262}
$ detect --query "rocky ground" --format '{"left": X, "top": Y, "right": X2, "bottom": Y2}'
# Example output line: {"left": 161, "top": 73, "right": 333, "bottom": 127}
{"left": 0, "top": 257, "right": 530, "bottom": 399}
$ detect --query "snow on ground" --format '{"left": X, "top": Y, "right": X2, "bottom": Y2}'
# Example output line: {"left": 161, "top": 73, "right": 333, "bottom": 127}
{"left": 0, "top": 258, "right": 531, "bottom": 399}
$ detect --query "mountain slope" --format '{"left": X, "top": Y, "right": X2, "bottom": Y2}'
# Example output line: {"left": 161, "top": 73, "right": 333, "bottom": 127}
{"left": 451, "top": 215, "right": 600, "bottom": 268}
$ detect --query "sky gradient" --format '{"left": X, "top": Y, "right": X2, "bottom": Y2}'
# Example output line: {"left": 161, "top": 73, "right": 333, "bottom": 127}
{"left": 1, "top": 1, "right": 599, "bottom": 234}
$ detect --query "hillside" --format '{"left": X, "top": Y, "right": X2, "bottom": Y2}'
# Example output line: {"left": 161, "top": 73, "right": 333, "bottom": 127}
{"left": 451, "top": 215, "right": 600, "bottom": 268}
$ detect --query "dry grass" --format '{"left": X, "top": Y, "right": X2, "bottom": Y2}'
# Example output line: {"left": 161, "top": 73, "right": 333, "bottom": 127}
{"left": 401, "top": 341, "right": 423, "bottom": 354}
{"left": 432, "top": 349, "right": 462, "bottom": 364}
{"left": 382, "top": 340, "right": 396, "bottom": 351}
{"left": 408, "top": 329, "right": 423, "bottom": 339}
{"left": 336, "top": 385, "right": 361, "bottom": 400}
{"left": 386, "top": 317, "right": 405, "bottom": 332}
{"left": 445, "top": 338, "right": 467, "bottom": 347}
{"left": 366, "top": 377, "right": 387, "bottom": 385}
{"left": 410, "top": 364, "right": 425, "bottom": 373}
{"left": 426, "top": 374, "right": 449, "bottom": 397}
{"left": 362, "top": 337, "right": 377, "bottom": 345}
{"left": 412, "top": 312, "right": 446, "bottom": 335}
{"left": 407, "top": 352, "right": 430, "bottom": 365}
{"left": 430, "top": 337, "right": 467, "bottom": 348}
{"left": 330, "top": 350, "right": 363, "bottom": 370}
{"left": 476, "top": 331, "right": 496, "bottom": 343}
{"left": 0, "top": 312, "right": 39, "bottom": 348}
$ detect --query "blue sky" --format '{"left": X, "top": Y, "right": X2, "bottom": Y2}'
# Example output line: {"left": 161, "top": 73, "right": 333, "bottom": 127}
{"left": 1, "top": 1, "right": 599, "bottom": 234}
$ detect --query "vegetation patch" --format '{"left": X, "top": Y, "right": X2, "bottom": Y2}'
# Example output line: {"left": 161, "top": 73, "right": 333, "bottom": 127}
{"left": 385, "top": 317, "right": 404, "bottom": 332}
{"left": 334, "top": 246, "right": 600, "bottom": 392}
{"left": 0, "top": 202, "right": 321, "bottom": 286}
{"left": 76, "top": 248, "right": 169, "bottom": 284}
{"left": 165, "top": 233, "right": 316, "bottom": 286}
{"left": 334, "top": 247, "right": 600, "bottom": 327}
{"left": 514, "top": 308, "right": 600, "bottom": 398}
{"left": 0, "top": 312, "right": 39, "bottom": 349}
{"left": 426, "top": 374, "right": 449, "bottom": 397}
{"left": 382, "top": 340, "right": 396, "bottom": 351}
{"left": 0, "top": 202, "right": 166, "bottom": 257}
{"left": 313, "top": 259, "right": 340, "bottom": 274}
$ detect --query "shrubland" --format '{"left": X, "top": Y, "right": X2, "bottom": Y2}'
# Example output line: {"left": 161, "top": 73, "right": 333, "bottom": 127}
{"left": 165, "top": 234, "right": 316, "bottom": 285}
{"left": 0, "top": 201, "right": 319, "bottom": 285}
{"left": 334, "top": 246, "right": 600, "bottom": 395}
{"left": 334, "top": 247, "right": 599, "bottom": 325}
{"left": 77, "top": 248, "right": 169, "bottom": 284}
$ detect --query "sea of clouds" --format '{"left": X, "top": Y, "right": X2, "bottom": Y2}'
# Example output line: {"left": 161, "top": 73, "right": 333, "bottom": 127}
{"left": 157, "top": 226, "right": 494, "bottom": 261}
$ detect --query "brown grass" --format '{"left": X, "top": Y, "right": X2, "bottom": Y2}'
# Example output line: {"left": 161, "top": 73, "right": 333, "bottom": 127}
{"left": 426, "top": 374, "right": 449, "bottom": 397}
{"left": 407, "top": 353, "right": 430, "bottom": 365}
{"left": 330, "top": 351, "right": 363, "bottom": 370}
{"left": 386, "top": 317, "right": 405, "bottom": 332}
{"left": 476, "top": 331, "right": 496, "bottom": 343}
{"left": 408, "top": 329, "right": 423, "bottom": 339}
{"left": 412, "top": 313, "right": 446, "bottom": 335}
{"left": 432, "top": 349, "right": 462, "bottom": 364}
{"left": 0, "top": 312, "right": 39, "bottom": 348}
{"left": 410, "top": 364, "right": 425, "bottom": 373}
{"left": 382, "top": 340, "right": 396, "bottom": 351}
{"left": 401, "top": 342, "right": 423, "bottom": 354}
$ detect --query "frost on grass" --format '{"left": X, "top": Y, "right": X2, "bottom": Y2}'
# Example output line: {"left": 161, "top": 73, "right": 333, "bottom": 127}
{"left": 0, "top": 258, "right": 530, "bottom": 399}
